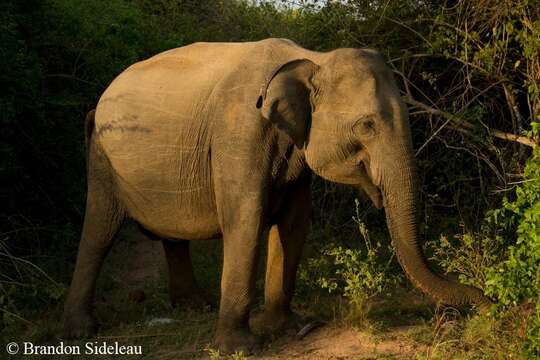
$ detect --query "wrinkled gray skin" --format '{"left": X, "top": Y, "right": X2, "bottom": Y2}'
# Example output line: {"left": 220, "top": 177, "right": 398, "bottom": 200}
{"left": 63, "top": 38, "right": 490, "bottom": 353}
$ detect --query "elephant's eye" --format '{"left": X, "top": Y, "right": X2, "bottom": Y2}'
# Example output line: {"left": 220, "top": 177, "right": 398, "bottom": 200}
{"left": 353, "top": 117, "right": 376, "bottom": 138}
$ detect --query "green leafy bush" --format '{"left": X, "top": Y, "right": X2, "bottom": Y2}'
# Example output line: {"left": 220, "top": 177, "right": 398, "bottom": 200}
{"left": 430, "top": 141, "right": 540, "bottom": 356}
{"left": 299, "top": 200, "right": 402, "bottom": 322}
{"left": 430, "top": 232, "right": 503, "bottom": 290}
{"left": 484, "top": 145, "right": 540, "bottom": 356}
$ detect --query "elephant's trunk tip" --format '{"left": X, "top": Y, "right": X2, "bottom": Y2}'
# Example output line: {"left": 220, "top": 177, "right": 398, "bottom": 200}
{"left": 424, "top": 276, "right": 494, "bottom": 309}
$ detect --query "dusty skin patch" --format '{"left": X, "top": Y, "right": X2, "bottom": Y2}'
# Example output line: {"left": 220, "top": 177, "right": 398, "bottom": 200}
{"left": 81, "top": 221, "right": 431, "bottom": 359}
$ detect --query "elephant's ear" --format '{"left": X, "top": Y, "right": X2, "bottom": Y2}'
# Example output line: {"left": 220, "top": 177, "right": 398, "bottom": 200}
{"left": 256, "top": 59, "right": 319, "bottom": 148}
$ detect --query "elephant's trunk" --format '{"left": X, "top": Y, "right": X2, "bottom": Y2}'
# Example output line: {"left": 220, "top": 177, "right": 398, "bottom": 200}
{"left": 380, "top": 150, "right": 490, "bottom": 307}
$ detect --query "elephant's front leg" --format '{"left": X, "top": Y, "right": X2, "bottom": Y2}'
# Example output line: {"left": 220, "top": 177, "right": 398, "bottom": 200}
{"left": 254, "top": 175, "right": 312, "bottom": 334}
{"left": 214, "top": 199, "right": 265, "bottom": 354}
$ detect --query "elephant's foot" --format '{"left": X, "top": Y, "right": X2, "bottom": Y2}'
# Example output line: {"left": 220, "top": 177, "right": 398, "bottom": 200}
{"left": 214, "top": 328, "right": 262, "bottom": 355}
{"left": 170, "top": 287, "right": 213, "bottom": 309}
{"left": 63, "top": 311, "right": 98, "bottom": 339}
{"left": 250, "top": 310, "right": 303, "bottom": 334}
{"left": 250, "top": 310, "right": 324, "bottom": 338}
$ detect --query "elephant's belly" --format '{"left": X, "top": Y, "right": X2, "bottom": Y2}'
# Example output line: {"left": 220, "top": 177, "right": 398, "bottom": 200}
{"left": 117, "top": 179, "right": 221, "bottom": 240}
{"left": 102, "top": 142, "right": 221, "bottom": 240}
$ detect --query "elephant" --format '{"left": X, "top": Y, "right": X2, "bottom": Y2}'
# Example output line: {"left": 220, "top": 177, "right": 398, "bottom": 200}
{"left": 63, "top": 38, "right": 490, "bottom": 353}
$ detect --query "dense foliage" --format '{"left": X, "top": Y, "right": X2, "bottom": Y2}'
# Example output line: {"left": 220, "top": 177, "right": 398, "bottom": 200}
{"left": 1, "top": 0, "right": 538, "bottom": 357}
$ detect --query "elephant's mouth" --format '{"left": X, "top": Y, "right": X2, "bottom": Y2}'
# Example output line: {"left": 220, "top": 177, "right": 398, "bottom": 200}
{"left": 306, "top": 159, "right": 383, "bottom": 208}
{"left": 356, "top": 176, "right": 383, "bottom": 209}
{"left": 354, "top": 160, "right": 382, "bottom": 209}
{"left": 304, "top": 146, "right": 383, "bottom": 208}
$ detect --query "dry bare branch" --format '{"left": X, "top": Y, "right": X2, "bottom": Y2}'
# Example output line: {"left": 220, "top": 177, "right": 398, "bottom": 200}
{"left": 403, "top": 97, "right": 538, "bottom": 148}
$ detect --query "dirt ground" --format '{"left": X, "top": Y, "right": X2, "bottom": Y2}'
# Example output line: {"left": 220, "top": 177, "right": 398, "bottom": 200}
{"left": 95, "top": 222, "right": 430, "bottom": 359}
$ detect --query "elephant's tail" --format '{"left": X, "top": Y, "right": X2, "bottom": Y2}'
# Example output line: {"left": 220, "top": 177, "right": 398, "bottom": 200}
{"left": 85, "top": 109, "right": 96, "bottom": 147}
{"left": 84, "top": 109, "right": 96, "bottom": 165}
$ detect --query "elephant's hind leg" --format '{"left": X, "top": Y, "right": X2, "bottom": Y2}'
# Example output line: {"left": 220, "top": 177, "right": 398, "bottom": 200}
{"left": 161, "top": 239, "right": 210, "bottom": 307}
{"left": 63, "top": 151, "right": 125, "bottom": 338}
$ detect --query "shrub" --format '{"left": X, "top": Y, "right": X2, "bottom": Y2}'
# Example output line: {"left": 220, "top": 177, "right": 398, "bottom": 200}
{"left": 485, "top": 145, "right": 540, "bottom": 356}
{"left": 430, "top": 143, "right": 540, "bottom": 356}
{"left": 299, "top": 199, "right": 402, "bottom": 322}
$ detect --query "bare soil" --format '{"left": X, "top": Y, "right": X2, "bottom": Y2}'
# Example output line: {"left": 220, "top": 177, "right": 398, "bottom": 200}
{"left": 98, "top": 222, "right": 429, "bottom": 359}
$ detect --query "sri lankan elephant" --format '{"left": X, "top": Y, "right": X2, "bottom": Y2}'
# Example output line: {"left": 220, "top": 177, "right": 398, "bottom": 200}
{"left": 63, "top": 38, "right": 490, "bottom": 353}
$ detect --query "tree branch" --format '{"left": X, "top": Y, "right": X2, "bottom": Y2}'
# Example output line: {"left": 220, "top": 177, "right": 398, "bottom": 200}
{"left": 403, "top": 97, "right": 538, "bottom": 148}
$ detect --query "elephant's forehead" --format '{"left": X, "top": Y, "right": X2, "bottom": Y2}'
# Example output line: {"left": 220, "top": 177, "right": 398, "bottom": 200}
{"left": 319, "top": 69, "right": 396, "bottom": 114}
{"left": 319, "top": 84, "right": 381, "bottom": 114}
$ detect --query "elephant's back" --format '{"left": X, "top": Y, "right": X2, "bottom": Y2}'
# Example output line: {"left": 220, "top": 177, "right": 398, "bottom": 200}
{"left": 92, "top": 38, "right": 314, "bottom": 170}
{"left": 94, "top": 39, "right": 320, "bottom": 131}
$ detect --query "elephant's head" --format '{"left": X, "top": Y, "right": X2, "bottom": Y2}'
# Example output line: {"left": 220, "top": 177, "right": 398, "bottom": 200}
{"left": 257, "top": 49, "right": 490, "bottom": 307}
